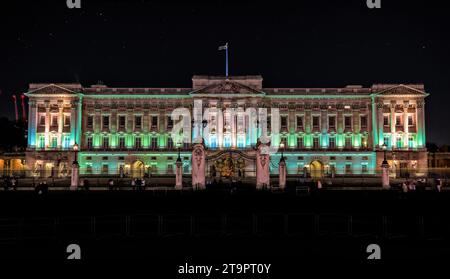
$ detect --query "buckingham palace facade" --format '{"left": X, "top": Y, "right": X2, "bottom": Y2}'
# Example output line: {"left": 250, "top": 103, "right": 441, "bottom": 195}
{"left": 24, "top": 75, "right": 428, "bottom": 179}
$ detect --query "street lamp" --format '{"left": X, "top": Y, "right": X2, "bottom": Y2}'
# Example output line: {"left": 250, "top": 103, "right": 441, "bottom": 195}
{"left": 280, "top": 142, "right": 285, "bottom": 160}
{"left": 382, "top": 143, "right": 388, "bottom": 164}
{"left": 381, "top": 143, "right": 390, "bottom": 189}
{"left": 175, "top": 139, "right": 183, "bottom": 190}
{"left": 70, "top": 143, "right": 79, "bottom": 190}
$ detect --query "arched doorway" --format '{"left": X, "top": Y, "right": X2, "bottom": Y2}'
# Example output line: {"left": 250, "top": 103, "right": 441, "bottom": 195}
{"left": 131, "top": 160, "right": 145, "bottom": 178}
{"left": 310, "top": 160, "right": 324, "bottom": 180}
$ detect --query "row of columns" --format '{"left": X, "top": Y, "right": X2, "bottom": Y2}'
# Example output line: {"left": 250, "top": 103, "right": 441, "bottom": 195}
{"left": 376, "top": 100, "right": 426, "bottom": 149}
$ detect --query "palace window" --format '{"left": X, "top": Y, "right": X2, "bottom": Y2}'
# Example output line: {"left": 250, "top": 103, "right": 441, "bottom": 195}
{"left": 344, "top": 116, "right": 352, "bottom": 130}
{"left": 167, "top": 137, "right": 173, "bottom": 149}
{"left": 408, "top": 136, "right": 414, "bottom": 148}
{"left": 64, "top": 115, "right": 70, "bottom": 126}
{"left": 361, "top": 137, "right": 368, "bottom": 148}
{"left": 408, "top": 115, "right": 414, "bottom": 126}
{"left": 63, "top": 136, "right": 70, "bottom": 149}
{"left": 237, "top": 136, "right": 245, "bottom": 148}
{"left": 328, "top": 116, "right": 336, "bottom": 130}
{"left": 87, "top": 137, "right": 93, "bottom": 149}
{"left": 101, "top": 164, "right": 109, "bottom": 175}
{"left": 87, "top": 115, "right": 94, "bottom": 129}
{"left": 39, "top": 136, "right": 45, "bottom": 148}
{"left": 312, "top": 116, "right": 320, "bottom": 130}
{"left": 297, "top": 137, "right": 303, "bottom": 149}
{"left": 360, "top": 115, "right": 367, "bottom": 129}
{"left": 102, "top": 115, "right": 110, "bottom": 130}
{"left": 167, "top": 164, "right": 174, "bottom": 174}
{"left": 86, "top": 164, "right": 93, "bottom": 174}
{"left": 396, "top": 136, "right": 403, "bottom": 148}
{"left": 267, "top": 116, "right": 271, "bottom": 129}
{"left": 281, "top": 116, "right": 288, "bottom": 129}
{"left": 329, "top": 137, "right": 336, "bottom": 149}
{"left": 296, "top": 116, "right": 303, "bottom": 130}
{"left": 118, "top": 116, "right": 126, "bottom": 129}
{"left": 224, "top": 137, "right": 231, "bottom": 148}
{"left": 151, "top": 137, "right": 158, "bottom": 149}
{"left": 135, "top": 115, "right": 142, "bottom": 129}
{"left": 135, "top": 137, "right": 142, "bottom": 149}
{"left": 102, "top": 136, "right": 109, "bottom": 149}
{"left": 345, "top": 163, "right": 352, "bottom": 174}
{"left": 51, "top": 137, "right": 57, "bottom": 148}
{"left": 396, "top": 115, "right": 402, "bottom": 126}
{"left": 313, "top": 137, "right": 319, "bottom": 149}
{"left": 119, "top": 137, "right": 125, "bottom": 149}
{"left": 210, "top": 136, "right": 217, "bottom": 149}
{"left": 39, "top": 114, "right": 46, "bottom": 126}
{"left": 345, "top": 137, "right": 352, "bottom": 149}
{"left": 151, "top": 116, "right": 158, "bottom": 129}
{"left": 362, "top": 164, "right": 368, "bottom": 174}
{"left": 383, "top": 135, "right": 390, "bottom": 148}
{"left": 51, "top": 115, "right": 58, "bottom": 127}
{"left": 383, "top": 116, "right": 389, "bottom": 127}
{"left": 167, "top": 116, "right": 173, "bottom": 129}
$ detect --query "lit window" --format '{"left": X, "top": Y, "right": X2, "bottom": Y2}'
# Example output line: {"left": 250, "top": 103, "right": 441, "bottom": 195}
{"left": 118, "top": 116, "right": 126, "bottom": 129}
{"left": 344, "top": 116, "right": 352, "bottom": 130}
{"left": 135, "top": 115, "right": 142, "bottom": 129}
{"left": 329, "top": 137, "right": 335, "bottom": 149}
{"left": 64, "top": 115, "right": 70, "bottom": 126}
{"left": 102, "top": 115, "right": 110, "bottom": 130}
{"left": 119, "top": 137, "right": 125, "bottom": 149}
{"left": 87, "top": 115, "right": 93, "bottom": 129}
{"left": 312, "top": 116, "right": 320, "bottom": 130}
{"left": 39, "top": 115, "right": 46, "bottom": 126}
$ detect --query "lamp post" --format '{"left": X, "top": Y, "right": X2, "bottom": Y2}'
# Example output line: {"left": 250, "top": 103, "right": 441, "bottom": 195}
{"left": 381, "top": 143, "right": 390, "bottom": 189}
{"left": 175, "top": 140, "right": 183, "bottom": 190}
{"left": 70, "top": 143, "right": 79, "bottom": 190}
{"left": 279, "top": 142, "right": 286, "bottom": 189}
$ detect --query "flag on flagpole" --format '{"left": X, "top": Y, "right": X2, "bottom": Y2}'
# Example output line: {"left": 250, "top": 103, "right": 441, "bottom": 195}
{"left": 218, "top": 43, "right": 228, "bottom": 51}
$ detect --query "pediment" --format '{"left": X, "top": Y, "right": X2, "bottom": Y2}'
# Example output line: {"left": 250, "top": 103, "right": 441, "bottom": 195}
{"left": 26, "top": 84, "right": 80, "bottom": 95}
{"left": 189, "top": 81, "right": 265, "bottom": 96}
{"left": 374, "top": 84, "right": 427, "bottom": 96}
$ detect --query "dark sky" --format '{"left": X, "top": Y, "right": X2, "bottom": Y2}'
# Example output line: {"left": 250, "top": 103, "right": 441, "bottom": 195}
{"left": 0, "top": 0, "right": 449, "bottom": 144}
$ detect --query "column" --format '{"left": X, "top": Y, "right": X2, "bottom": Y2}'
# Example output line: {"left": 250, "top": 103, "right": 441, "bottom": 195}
{"left": 70, "top": 101, "right": 78, "bottom": 146}
{"left": 305, "top": 104, "right": 312, "bottom": 148}
{"left": 320, "top": 105, "right": 328, "bottom": 148}
{"left": 377, "top": 102, "right": 384, "bottom": 147}
{"left": 390, "top": 101, "right": 396, "bottom": 148}
{"left": 337, "top": 104, "right": 344, "bottom": 148}
{"left": 352, "top": 105, "right": 360, "bottom": 149}
{"left": 417, "top": 100, "right": 426, "bottom": 148}
{"left": 57, "top": 106, "right": 64, "bottom": 148}
{"left": 370, "top": 97, "right": 378, "bottom": 149}
{"left": 45, "top": 105, "right": 50, "bottom": 148}
{"left": 403, "top": 101, "right": 409, "bottom": 149}
{"left": 28, "top": 100, "right": 37, "bottom": 148}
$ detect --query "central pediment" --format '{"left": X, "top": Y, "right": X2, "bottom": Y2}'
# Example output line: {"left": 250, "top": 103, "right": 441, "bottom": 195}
{"left": 189, "top": 80, "right": 265, "bottom": 96}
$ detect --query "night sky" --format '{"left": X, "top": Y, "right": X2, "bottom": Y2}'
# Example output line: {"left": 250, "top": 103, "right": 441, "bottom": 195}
{"left": 0, "top": 0, "right": 449, "bottom": 144}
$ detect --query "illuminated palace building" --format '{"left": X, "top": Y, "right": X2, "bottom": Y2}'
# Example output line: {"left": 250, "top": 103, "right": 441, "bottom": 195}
{"left": 25, "top": 75, "right": 428, "bottom": 179}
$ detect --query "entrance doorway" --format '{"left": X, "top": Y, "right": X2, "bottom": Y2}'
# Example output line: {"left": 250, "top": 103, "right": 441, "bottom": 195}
{"left": 131, "top": 160, "right": 145, "bottom": 178}
{"left": 310, "top": 160, "right": 324, "bottom": 180}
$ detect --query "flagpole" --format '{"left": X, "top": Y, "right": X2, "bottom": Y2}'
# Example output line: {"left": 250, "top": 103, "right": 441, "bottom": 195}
{"left": 225, "top": 43, "right": 229, "bottom": 77}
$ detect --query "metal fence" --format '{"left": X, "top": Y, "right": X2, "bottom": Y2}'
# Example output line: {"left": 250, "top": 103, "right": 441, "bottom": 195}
{"left": 0, "top": 212, "right": 448, "bottom": 242}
